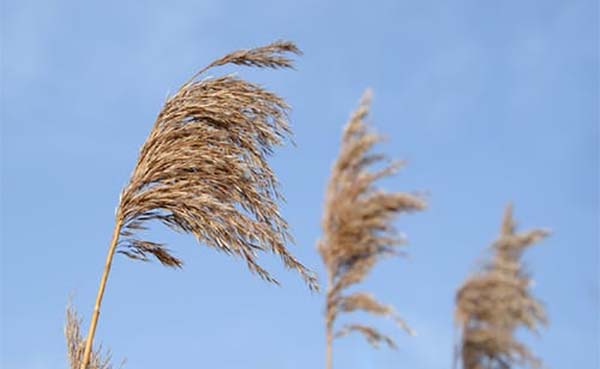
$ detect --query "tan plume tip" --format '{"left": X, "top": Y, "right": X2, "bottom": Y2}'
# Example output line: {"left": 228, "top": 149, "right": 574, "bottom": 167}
{"left": 187, "top": 40, "right": 302, "bottom": 84}
{"left": 112, "top": 40, "right": 317, "bottom": 290}
{"left": 500, "top": 203, "right": 515, "bottom": 235}
{"left": 455, "top": 203, "right": 549, "bottom": 369}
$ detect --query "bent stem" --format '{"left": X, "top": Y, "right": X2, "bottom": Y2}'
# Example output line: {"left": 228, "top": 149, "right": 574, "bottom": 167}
{"left": 80, "top": 217, "right": 123, "bottom": 369}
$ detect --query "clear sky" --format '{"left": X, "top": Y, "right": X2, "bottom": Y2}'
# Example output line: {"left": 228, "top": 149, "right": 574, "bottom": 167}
{"left": 1, "top": 1, "right": 598, "bottom": 368}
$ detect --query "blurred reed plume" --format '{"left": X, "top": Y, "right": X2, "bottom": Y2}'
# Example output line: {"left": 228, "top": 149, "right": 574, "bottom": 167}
{"left": 65, "top": 304, "right": 121, "bottom": 369}
{"left": 455, "top": 204, "right": 549, "bottom": 369}
{"left": 77, "top": 40, "right": 318, "bottom": 369}
{"left": 318, "top": 90, "right": 426, "bottom": 369}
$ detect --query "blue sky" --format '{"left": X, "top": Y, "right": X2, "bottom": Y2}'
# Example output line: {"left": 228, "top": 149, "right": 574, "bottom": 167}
{"left": 1, "top": 1, "right": 598, "bottom": 368}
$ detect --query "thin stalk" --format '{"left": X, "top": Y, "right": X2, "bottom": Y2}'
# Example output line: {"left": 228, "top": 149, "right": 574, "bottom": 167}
{"left": 325, "top": 325, "right": 332, "bottom": 369}
{"left": 325, "top": 272, "right": 333, "bottom": 369}
{"left": 79, "top": 217, "right": 123, "bottom": 369}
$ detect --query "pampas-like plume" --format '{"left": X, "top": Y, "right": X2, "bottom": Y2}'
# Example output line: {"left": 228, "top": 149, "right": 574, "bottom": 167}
{"left": 65, "top": 304, "right": 122, "bottom": 369}
{"left": 318, "top": 90, "right": 426, "bottom": 369}
{"left": 78, "top": 40, "right": 318, "bottom": 369}
{"left": 455, "top": 204, "right": 549, "bottom": 369}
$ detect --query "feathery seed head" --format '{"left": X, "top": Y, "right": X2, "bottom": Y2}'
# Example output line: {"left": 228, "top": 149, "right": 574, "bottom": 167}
{"left": 112, "top": 41, "right": 317, "bottom": 290}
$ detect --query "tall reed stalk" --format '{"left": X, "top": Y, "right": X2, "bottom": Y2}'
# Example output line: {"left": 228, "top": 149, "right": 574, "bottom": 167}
{"left": 318, "top": 90, "right": 426, "bottom": 369}
{"left": 77, "top": 40, "right": 318, "bottom": 369}
{"left": 455, "top": 204, "right": 549, "bottom": 369}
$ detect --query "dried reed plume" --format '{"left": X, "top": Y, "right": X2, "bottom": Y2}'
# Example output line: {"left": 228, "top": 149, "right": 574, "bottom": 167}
{"left": 65, "top": 304, "right": 122, "bottom": 369}
{"left": 78, "top": 40, "right": 318, "bottom": 369}
{"left": 455, "top": 204, "right": 549, "bottom": 369}
{"left": 318, "top": 90, "right": 426, "bottom": 369}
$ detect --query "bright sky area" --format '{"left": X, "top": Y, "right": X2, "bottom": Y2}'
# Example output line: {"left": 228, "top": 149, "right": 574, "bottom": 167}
{"left": 1, "top": 1, "right": 598, "bottom": 368}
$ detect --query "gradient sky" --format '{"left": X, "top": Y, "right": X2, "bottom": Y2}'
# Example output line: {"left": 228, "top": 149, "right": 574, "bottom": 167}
{"left": 1, "top": 1, "right": 598, "bottom": 368}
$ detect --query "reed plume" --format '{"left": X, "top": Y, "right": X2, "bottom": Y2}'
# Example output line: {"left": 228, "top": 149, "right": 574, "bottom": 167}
{"left": 318, "top": 90, "right": 426, "bottom": 369}
{"left": 455, "top": 204, "right": 549, "bottom": 369}
{"left": 77, "top": 40, "right": 318, "bottom": 369}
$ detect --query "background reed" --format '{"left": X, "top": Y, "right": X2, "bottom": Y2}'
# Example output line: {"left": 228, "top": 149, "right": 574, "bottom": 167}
{"left": 317, "top": 90, "right": 426, "bottom": 369}
{"left": 455, "top": 204, "right": 549, "bottom": 369}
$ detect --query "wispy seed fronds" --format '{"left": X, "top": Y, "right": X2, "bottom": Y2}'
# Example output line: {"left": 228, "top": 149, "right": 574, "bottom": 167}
{"left": 335, "top": 324, "right": 397, "bottom": 349}
{"left": 336, "top": 292, "right": 415, "bottom": 335}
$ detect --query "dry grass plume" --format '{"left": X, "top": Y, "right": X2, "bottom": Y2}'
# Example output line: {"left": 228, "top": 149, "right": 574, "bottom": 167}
{"left": 117, "top": 40, "right": 315, "bottom": 286}
{"left": 77, "top": 40, "right": 317, "bottom": 369}
{"left": 318, "top": 90, "right": 426, "bottom": 369}
{"left": 455, "top": 204, "right": 549, "bottom": 369}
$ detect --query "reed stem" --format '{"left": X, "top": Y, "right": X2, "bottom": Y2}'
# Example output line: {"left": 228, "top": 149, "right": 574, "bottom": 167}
{"left": 79, "top": 217, "right": 123, "bottom": 369}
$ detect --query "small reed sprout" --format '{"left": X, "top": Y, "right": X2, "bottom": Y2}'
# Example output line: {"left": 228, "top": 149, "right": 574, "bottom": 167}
{"left": 455, "top": 204, "right": 549, "bottom": 369}
{"left": 317, "top": 90, "right": 426, "bottom": 369}
{"left": 65, "top": 304, "right": 122, "bottom": 369}
{"left": 76, "top": 40, "right": 318, "bottom": 369}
